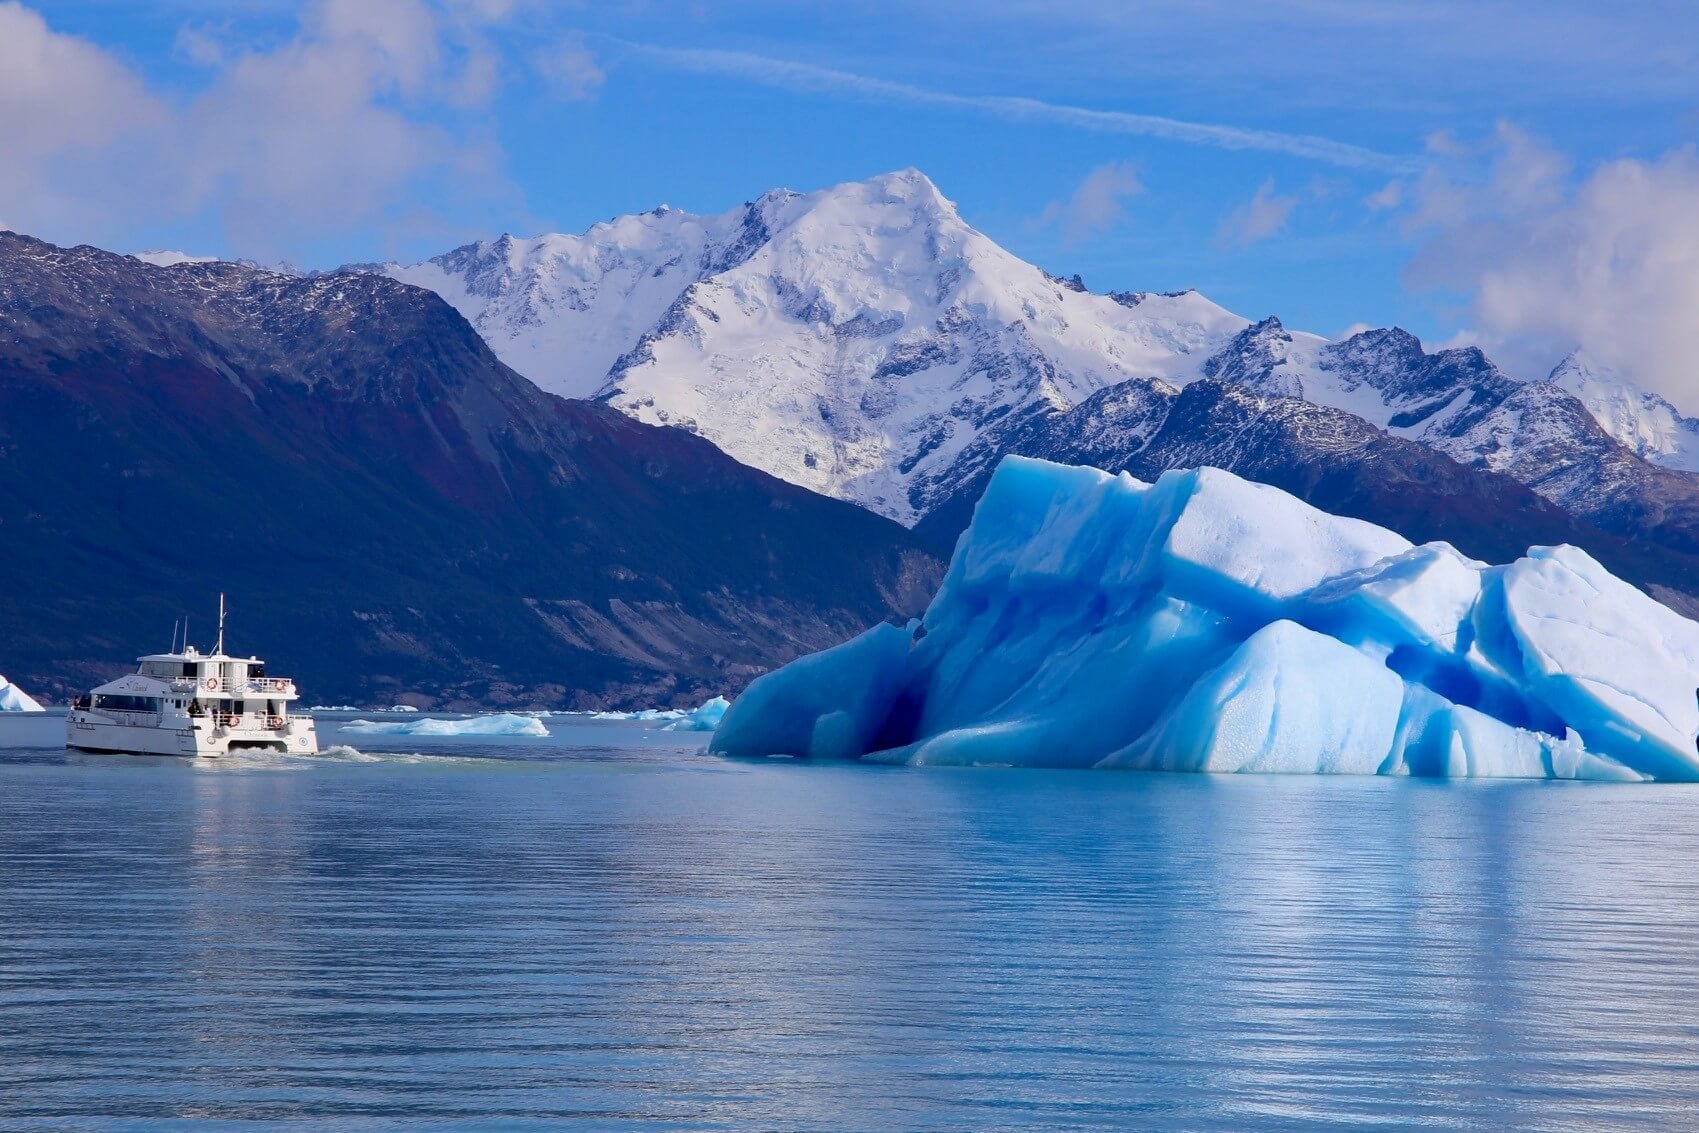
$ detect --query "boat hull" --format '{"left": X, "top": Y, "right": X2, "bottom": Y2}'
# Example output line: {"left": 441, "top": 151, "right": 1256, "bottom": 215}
{"left": 66, "top": 711, "right": 320, "bottom": 758}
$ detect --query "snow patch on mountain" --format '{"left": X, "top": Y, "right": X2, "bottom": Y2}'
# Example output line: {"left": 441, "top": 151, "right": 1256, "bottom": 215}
{"left": 380, "top": 205, "right": 756, "bottom": 399}
{"left": 133, "top": 250, "right": 219, "bottom": 267}
{"left": 1547, "top": 350, "right": 1699, "bottom": 472}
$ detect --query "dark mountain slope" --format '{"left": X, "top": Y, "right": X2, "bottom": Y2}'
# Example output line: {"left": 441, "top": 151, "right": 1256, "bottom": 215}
{"left": 0, "top": 233, "right": 940, "bottom": 707}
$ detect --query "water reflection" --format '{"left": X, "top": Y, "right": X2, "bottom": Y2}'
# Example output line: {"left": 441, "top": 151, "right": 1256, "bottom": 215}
{"left": 0, "top": 735, "right": 1697, "bottom": 1128}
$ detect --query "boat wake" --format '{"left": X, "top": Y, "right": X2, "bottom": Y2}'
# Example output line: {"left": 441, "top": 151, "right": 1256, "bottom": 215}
{"left": 183, "top": 744, "right": 505, "bottom": 771}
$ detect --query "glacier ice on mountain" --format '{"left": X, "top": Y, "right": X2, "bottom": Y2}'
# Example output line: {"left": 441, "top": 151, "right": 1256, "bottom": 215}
{"left": 0, "top": 675, "right": 43, "bottom": 712}
{"left": 711, "top": 458, "right": 1699, "bottom": 780}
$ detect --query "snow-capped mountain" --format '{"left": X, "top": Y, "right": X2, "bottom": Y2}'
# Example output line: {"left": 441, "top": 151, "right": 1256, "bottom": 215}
{"left": 378, "top": 170, "right": 1245, "bottom": 523}
{"left": 1547, "top": 350, "right": 1699, "bottom": 472}
{"left": 368, "top": 169, "right": 1699, "bottom": 551}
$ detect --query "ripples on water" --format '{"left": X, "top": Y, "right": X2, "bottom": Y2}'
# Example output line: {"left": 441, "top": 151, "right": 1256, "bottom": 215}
{"left": 2, "top": 715, "right": 1698, "bottom": 1130}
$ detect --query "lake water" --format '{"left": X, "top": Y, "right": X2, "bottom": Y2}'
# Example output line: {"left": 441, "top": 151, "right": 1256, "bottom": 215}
{"left": 3, "top": 712, "right": 1698, "bottom": 1130}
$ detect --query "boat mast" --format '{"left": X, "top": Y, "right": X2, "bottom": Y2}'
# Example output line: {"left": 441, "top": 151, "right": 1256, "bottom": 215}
{"left": 215, "top": 593, "right": 226, "bottom": 656}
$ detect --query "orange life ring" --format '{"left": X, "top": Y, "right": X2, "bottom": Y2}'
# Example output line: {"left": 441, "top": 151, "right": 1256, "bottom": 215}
{"left": 204, "top": 677, "right": 220, "bottom": 691}
{"left": 267, "top": 715, "right": 283, "bottom": 729}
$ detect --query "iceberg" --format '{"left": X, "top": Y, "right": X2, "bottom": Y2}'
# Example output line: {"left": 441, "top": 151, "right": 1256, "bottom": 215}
{"left": 0, "top": 674, "right": 43, "bottom": 712}
{"left": 341, "top": 713, "right": 549, "bottom": 737}
{"left": 711, "top": 458, "right": 1699, "bottom": 781}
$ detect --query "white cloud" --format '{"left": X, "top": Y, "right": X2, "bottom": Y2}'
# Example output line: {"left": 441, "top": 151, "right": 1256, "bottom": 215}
{"left": 1036, "top": 162, "right": 1142, "bottom": 245}
{"left": 1217, "top": 179, "right": 1299, "bottom": 247}
{"left": 0, "top": 0, "right": 517, "bottom": 260}
{"left": 535, "top": 33, "right": 605, "bottom": 100}
{"left": 0, "top": 3, "right": 167, "bottom": 235}
{"left": 1403, "top": 125, "right": 1699, "bottom": 410}
{"left": 173, "top": 23, "right": 226, "bottom": 68}
{"left": 619, "top": 41, "right": 1418, "bottom": 173}
{"left": 1365, "top": 180, "right": 1403, "bottom": 210}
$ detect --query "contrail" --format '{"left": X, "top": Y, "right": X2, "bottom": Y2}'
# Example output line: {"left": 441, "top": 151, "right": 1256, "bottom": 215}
{"left": 618, "top": 43, "right": 1421, "bottom": 175}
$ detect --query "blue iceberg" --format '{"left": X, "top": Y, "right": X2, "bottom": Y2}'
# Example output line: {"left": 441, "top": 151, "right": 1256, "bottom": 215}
{"left": 711, "top": 458, "right": 1699, "bottom": 780}
{"left": 0, "top": 674, "right": 43, "bottom": 712}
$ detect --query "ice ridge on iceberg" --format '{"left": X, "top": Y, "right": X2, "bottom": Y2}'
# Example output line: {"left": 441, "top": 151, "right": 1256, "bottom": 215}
{"left": 711, "top": 458, "right": 1699, "bottom": 780}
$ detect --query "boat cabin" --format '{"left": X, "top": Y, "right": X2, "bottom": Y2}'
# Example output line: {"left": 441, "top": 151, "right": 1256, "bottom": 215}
{"left": 77, "top": 645, "right": 301, "bottom": 731}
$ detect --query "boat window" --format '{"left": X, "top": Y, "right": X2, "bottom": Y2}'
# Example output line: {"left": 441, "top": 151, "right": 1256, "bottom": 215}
{"left": 93, "top": 694, "right": 162, "bottom": 713}
{"left": 182, "top": 662, "right": 197, "bottom": 678}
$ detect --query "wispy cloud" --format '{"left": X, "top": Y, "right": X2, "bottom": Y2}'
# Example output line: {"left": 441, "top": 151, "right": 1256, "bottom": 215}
{"left": 1036, "top": 162, "right": 1143, "bottom": 245}
{"left": 1217, "top": 179, "right": 1301, "bottom": 247}
{"left": 616, "top": 42, "right": 1419, "bottom": 174}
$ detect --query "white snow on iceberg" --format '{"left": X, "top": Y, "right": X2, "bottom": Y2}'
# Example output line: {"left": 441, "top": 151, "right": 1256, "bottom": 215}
{"left": 711, "top": 458, "right": 1699, "bottom": 780}
{"left": 0, "top": 674, "right": 43, "bottom": 712}
{"left": 341, "top": 713, "right": 549, "bottom": 737}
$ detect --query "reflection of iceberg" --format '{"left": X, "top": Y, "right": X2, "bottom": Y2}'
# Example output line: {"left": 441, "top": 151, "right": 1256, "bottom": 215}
{"left": 713, "top": 458, "right": 1699, "bottom": 781}
{"left": 589, "top": 697, "right": 730, "bottom": 732}
{"left": 341, "top": 713, "right": 549, "bottom": 737}
{"left": 0, "top": 674, "right": 43, "bottom": 712}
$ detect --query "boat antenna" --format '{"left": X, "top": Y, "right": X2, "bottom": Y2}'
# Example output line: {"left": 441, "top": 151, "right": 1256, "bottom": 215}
{"left": 170, "top": 618, "right": 181, "bottom": 653}
{"left": 215, "top": 593, "right": 226, "bottom": 656}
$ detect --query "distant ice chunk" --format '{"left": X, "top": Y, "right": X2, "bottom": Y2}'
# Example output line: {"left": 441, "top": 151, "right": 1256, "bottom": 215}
{"left": 584, "top": 696, "right": 732, "bottom": 731}
{"left": 0, "top": 674, "right": 43, "bottom": 712}
{"left": 712, "top": 457, "right": 1699, "bottom": 781}
{"left": 662, "top": 696, "right": 731, "bottom": 732}
{"left": 342, "top": 713, "right": 548, "bottom": 737}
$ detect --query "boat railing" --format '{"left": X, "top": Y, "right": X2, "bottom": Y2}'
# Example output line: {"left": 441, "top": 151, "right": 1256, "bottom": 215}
{"left": 215, "top": 712, "right": 288, "bottom": 730}
{"left": 246, "top": 678, "right": 295, "bottom": 694}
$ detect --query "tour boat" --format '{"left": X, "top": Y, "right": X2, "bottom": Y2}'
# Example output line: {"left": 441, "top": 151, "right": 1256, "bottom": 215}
{"left": 66, "top": 597, "right": 319, "bottom": 757}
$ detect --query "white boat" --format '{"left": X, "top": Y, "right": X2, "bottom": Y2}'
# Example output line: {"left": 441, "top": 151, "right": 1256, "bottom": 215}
{"left": 66, "top": 597, "right": 319, "bottom": 757}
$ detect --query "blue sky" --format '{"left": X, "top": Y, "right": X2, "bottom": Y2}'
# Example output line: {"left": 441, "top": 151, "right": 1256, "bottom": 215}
{"left": 6, "top": 1, "right": 1699, "bottom": 395}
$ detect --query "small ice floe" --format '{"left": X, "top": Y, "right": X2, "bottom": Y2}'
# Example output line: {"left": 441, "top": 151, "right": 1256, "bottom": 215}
{"left": 589, "top": 696, "right": 730, "bottom": 732}
{"left": 340, "top": 713, "right": 549, "bottom": 737}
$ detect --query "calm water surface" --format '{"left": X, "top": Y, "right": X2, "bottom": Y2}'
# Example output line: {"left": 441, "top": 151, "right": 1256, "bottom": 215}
{"left": 2, "top": 712, "right": 1698, "bottom": 1130}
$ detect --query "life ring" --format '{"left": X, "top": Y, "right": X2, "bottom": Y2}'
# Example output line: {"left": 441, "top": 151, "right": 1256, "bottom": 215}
{"left": 267, "top": 715, "right": 283, "bottom": 729}
{"left": 204, "top": 677, "right": 220, "bottom": 691}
